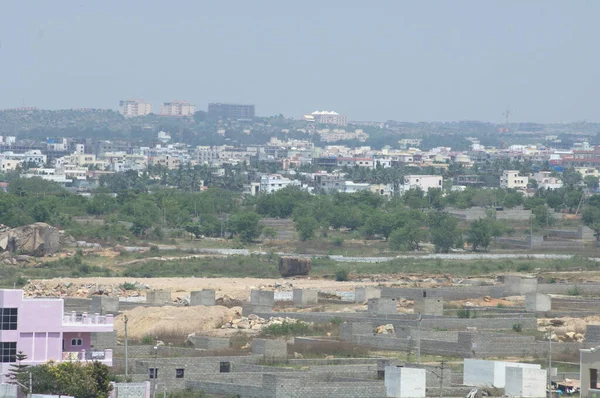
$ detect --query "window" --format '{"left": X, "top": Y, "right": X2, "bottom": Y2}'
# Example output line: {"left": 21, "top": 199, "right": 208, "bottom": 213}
{"left": 219, "top": 362, "right": 231, "bottom": 373}
{"left": 591, "top": 368, "right": 600, "bottom": 389}
{"left": 149, "top": 368, "right": 158, "bottom": 379}
{"left": 71, "top": 338, "right": 83, "bottom": 346}
{"left": 0, "top": 308, "right": 17, "bottom": 330}
{"left": 0, "top": 342, "right": 16, "bottom": 363}
{"left": 175, "top": 368, "right": 184, "bottom": 378}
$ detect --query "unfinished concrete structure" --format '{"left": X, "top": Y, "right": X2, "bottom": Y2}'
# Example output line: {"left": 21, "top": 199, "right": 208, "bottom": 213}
{"left": 340, "top": 322, "right": 373, "bottom": 343}
{"left": 250, "top": 290, "right": 275, "bottom": 306}
{"left": 187, "top": 335, "right": 230, "bottom": 350}
{"left": 525, "top": 293, "right": 551, "bottom": 312}
{"left": 189, "top": 290, "right": 216, "bottom": 306}
{"left": 385, "top": 366, "right": 426, "bottom": 398}
{"left": 355, "top": 286, "right": 381, "bottom": 303}
{"left": 580, "top": 346, "right": 600, "bottom": 397}
{"left": 293, "top": 289, "right": 318, "bottom": 306}
{"left": 414, "top": 296, "right": 443, "bottom": 316}
{"left": 146, "top": 290, "right": 171, "bottom": 305}
{"left": 463, "top": 359, "right": 542, "bottom": 388}
{"left": 504, "top": 275, "right": 538, "bottom": 295}
{"left": 504, "top": 367, "right": 547, "bottom": 398}
{"left": 367, "top": 297, "right": 397, "bottom": 315}
{"left": 91, "top": 295, "right": 119, "bottom": 315}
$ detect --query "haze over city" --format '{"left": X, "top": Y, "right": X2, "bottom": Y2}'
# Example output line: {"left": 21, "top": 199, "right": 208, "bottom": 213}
{"left": 1, "top": 0, "right": 599, "bottom": 122}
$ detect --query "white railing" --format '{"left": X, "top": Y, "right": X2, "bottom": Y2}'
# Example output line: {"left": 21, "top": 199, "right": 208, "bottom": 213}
{"left": 62, "top": 312, "right": 114, "bottom": 325}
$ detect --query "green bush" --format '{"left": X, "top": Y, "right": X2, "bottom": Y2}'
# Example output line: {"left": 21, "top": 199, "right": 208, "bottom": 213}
{"left": 567, "top": 286, "right": 582, "bottom": 296}
{"left": 140, "top": 335, "right": 154, "bottom": 345}
{"left": 512, "top": 323, "right": 523, "bottom": 333}
{"left": 335, "top": 269, "right": 349, "bottom": 282}
{"left": 261, "top": 321, "right": 309, "bottom": 337}
{"left": 120, "top": 282, "right": 137, "bottom": 291}
{"left": 456, "top": 308, "right": 476, "bottom": 319}
{"left": 332, "top": 237, "right": 344, "bottom": 247}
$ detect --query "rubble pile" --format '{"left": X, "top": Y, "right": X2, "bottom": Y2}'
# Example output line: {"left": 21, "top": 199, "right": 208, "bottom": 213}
{"left": 22, "top": 281, "right": 151, "bottom": 298}
{"left": 0, "top": 251, "right": 35, "bottom": 265}
{"left": 221, "top": 314, "right": 311, "bottom": 331}
{"left": 376, "top": 324, "right": 395, "bottom": 334}
{"left": 538, "top": 317, "right": 587, "bottom": 342}
{"left": 250, "top": 280, "right": 295, "bottom": 292}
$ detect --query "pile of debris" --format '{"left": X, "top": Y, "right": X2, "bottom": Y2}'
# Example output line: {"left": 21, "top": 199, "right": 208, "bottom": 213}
{"left": 221, "top": 314, "right": 311, "bottom": 331}
{"left": 250, "top": 280, "right": 295, "bottom": 292}
{"left": 0, "top": 251, "right": 35, "bottom": 265}
{"left": 376, "top": 324, "right": 395, "bottom": 334}
{"left": 22, "top": 281, "right": 151, "bottom": 298}
{"left": 538, "top": 318, "right": 586, "bottom": 342}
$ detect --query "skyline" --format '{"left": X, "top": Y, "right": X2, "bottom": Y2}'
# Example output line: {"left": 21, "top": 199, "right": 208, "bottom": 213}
{"left": 1, "top": 1, "right": 599, "bottom": 123}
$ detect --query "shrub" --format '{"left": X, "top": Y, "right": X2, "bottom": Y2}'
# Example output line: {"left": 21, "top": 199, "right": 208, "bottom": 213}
{"left": 496, "top": 303, "right": 505, "bottom": 308}
{"left": 121, "top": 282, "right": 137, "bottom": 291}
{"left": 335, "top": 269, "right": 349, "bottom": 282}
{"left": 512, "top": 323, "right": 523, "bottom": 333}
{"left": 140, "top": 335, "right": 155, "bottom": 345}
{"left": 260, "top": 321, "right": 309, "bottom": 337}
{"left": 332, "top": 237, "right": 344, "bottom": 247}
{"left": 567, "top": 286, "right": 582, "bottom": 296}
{"left": 149, "top": 245, "right": 160, "bottom": 253}
{"left": 329, "top": 317, "right": 343, "bottom": 325}
{"left": 457, "top": 308, "right": 476, "bottom": 319}
{"left": 516, "top": 263, "right": 532, "bottom": 272}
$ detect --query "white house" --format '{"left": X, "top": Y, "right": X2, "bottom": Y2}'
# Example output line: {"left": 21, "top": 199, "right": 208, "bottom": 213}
{"left": 259, "top": 174, "right": 300, "bottom": 194}
{"left": 399, "top": 175, "right": 443, "bottom": 195}
{"left": 500, "top": 170, "right": 529, "bottom": 190}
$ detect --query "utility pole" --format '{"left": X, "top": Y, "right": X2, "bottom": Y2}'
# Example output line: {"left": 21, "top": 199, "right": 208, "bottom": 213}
{"left": 417, "top": 314, "right": 422, "bottom": 364}
{"left": 439, "top": 361, "right": 445, "bottom": 398}
{"left": 548, "top": 333, "right": 552, "bottom": 393}
{"left": 124, "top": 315, "right": 129, "bottom": 381}
{"left": 152, "top": 345, "right": 158, "bottom": 398}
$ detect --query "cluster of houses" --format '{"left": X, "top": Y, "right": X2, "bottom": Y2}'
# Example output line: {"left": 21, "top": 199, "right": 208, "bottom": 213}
{"left": 1, "top": 133, "right": 600, "bottom": 196}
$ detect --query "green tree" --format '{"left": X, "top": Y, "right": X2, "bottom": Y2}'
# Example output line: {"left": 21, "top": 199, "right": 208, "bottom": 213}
{"left": 583, "top": 204, "right": 600, "bottom": 242}
{"left": 8, "top": 351, "right": 29, "bottom": 391}
{"left": 388, "top": 220, "right": 426, "bottom": 251}
{"left": 466, "top": 218, "right": 502, "bottom": 251}
{"left": 585, "top": 175, "right": 600, "bottom": 190}
{"left": 228, "top": 212, "right": 264, "bottom": 243}
{"left": 428, "top": 212, "right": 459, "bottom": 253}
{"left": 295, "top": 216, "right": 319, "bottom": 241}
{"left": 263, "top": 227, "right": 277, "bottom": 240}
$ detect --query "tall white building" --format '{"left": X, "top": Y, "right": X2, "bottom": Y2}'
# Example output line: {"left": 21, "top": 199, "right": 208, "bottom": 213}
{"left": 160, "top": 101, "right": 196, "bottom": 116}
{"left": 500, "top": 170, "right": 529, "bottom": 190}
{"left": 119, "top": 100, "right": 153, "bottom": 117}
{"left": 303, "top": 111, "right": 347, "bottom": 126}
{"left": 259, "top": 174, "right": 300, "bottom": 194}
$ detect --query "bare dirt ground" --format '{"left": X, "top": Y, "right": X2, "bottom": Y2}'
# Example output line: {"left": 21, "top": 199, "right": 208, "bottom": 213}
{"left": 33, "top": 276, "right": 379, "bottom": 300}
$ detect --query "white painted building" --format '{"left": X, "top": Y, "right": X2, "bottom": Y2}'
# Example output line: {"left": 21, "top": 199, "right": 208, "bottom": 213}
{"left": 119, "top": 100, "right": 153, "bottom": 117}
{"left": 385, "top": 366, "right": 426, "bottom": 398}
{"left": 399, "top": 175, "right": 443, "bottom": 195}
{"left": 504, "top": 367, "right": 547, "bottom": 398}
{"left": 500, "top": 170, "right": 529, "bottom": 190}
{"left": 532, "top": 171, "right": 563, "bottom": 190}
{"left": 463, "top": 359, "right": 542, "bottom": 388}
{"left": 259, "top": 174, "right": 300, "bottom": 194}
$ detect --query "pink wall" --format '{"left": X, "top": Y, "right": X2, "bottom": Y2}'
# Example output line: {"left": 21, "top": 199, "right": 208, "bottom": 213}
{"left": 63, "top": 332, "right": 92, "bottom": 352}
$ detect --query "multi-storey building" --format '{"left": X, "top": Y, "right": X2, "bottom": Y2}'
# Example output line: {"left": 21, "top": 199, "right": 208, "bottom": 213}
{"left": 119, "top": 100, "right": 153, "bottom": 117}
{"left": 0, "top": 289, "right": 114, "bottom": 382}
{"left": 303, "top": 111, "right": 347, "bottom": 127}
{"left": 208, "top": 103, "right": 255, "bottom": 120}
{"left": 259, "top": 174, "right": 300, "bottom": 194}
{"left": 500, "top": 170, "right": 529, "bottom": 190}
{"left": 160, "top": 101, "right": 196, "bottom": 117}
{"left": 399, "top": 175, "right": 443, "bottom": 195}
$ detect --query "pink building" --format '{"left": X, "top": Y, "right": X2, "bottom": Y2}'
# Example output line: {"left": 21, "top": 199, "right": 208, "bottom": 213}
{"left": 0, "top": 289, "right": 114, "bottom": 381}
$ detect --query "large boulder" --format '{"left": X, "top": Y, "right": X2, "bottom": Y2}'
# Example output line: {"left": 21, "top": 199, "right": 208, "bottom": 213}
{"left": 0, "top": 222, "right": 61, "bottom": 256}
{"left": 278, "top": 256, "right": 311, "bottom": 277}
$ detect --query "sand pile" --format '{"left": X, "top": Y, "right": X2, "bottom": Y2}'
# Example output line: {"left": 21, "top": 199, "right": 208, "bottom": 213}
{"left": 114, "top": 305, "right": 241, "bottom": 338}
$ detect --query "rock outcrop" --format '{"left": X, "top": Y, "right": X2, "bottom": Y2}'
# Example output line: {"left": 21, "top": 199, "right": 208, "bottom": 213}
{"left": 278, "top": 256, "right": 311, "bottom": 277}
{"left": 0, "top": 223, "right": 60, "bottom": 256}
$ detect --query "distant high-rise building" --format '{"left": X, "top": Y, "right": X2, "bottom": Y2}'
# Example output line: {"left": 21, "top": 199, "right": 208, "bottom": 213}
{"left": 302, "top": 111, "right": 347, "bottom": 126}
{"left": 160, "top": 101, "right": 196, "bottom": 117}
{"left": 208, "top": 103, "right": 255, "bottom": 120}
{"left": 119, "top": 100, "right": 153, "bottom": 117}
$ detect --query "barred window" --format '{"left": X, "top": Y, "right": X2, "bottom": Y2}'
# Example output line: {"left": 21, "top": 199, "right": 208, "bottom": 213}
{"left": 0, "top": 342, "right": 16, "bottom": 363}
{"left": 0, "top": 308, "right": 17, "bottom": 330}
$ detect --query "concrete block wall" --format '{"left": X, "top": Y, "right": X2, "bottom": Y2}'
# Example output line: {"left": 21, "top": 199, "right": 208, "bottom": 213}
{"left": 355, "top": 286, "right": 381, "bottom": 303}
{"left": 504, "top": 276, "right": 538, "bottom": 295}
{"left": 339, "top": 322, "right": 373, "bottom": 342}
{"left": 252, "top": 339, "right": 287, "bottom": 361}
{"left": 368, "top": 298, "right": 397, "bottom": 315}
{"left": 377, "top": 360, "right": 452, "bottom": 387}
{"left": 189, "top": 290, "right": 216, "bottom": 306}
{"left": 537, "top": 283, "right": 600, "bottom": 296}
{"left": 242, "top": 303, "right": 273, "bottom": 316}
{"left": 91, "top": 295, "right": 119, "bottom": 314}
{"left": 380, "top": 285, "right": 506, "bottom": 301}
{"left": 293, "top": 289, "right": 318, "bottom": 306}
{"left": 586, "top": 325, "right": 600, "bottom": 343}
{"left": 250, "top": 290, "right": 275, "bottom": 306}
{"left": 414, "top": 297, "right": 443, "bottom": 316}
{"left": 525, "top": 293, "right": 551, "bottom": 312}
{"left": 146, "top": 290, "right": 172, "bottom": 305}
{"left": 187, "top": 336, "right": 230, "bottom": 350}
{"left": 91, "top": 331, "right": 117, "bottom": 350}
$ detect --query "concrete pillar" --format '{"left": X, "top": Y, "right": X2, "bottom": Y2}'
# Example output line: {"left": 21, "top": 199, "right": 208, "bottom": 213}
{"left": 524, "top": 293, "right": 551, "bottom": 312}
{"left": 385, "top": 366, "right": 426, "bottom": 398}
{"left": 250, "top": 290, "right": 275, "bottom": 307}
{"left": 91, "top": 295, "right": 119, "bottom": 315}
{"left": 292, "top": 289, "right": 318, "bottom": 306}
{"left": 146, "top": 290, "right": 172, "bottom": 305}
{"left": 339, "top": 322, "right": 373, "bottom": 342}
{"left": 355, "top": 286, "right": 381, "bottom": 303}
{"left": 190, "top": 290, "right": 216, "bottom": 306}
{"left": 505, "top": 367, "right": 547, "bottom": 397}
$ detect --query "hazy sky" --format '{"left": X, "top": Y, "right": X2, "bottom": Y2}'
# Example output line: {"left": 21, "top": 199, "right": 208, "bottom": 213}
{"left": 1, "top": 1, "right": 598, "bottom": 123}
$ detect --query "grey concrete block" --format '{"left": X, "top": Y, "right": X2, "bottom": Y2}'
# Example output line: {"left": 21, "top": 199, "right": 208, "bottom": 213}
{"left": 293, "top": 289, "right": 318, "bottom": 306}
{"left": 414, "top": 297, "right": 443, "bottom": 316}
{"left": 146, "top": 290, "right": 172, "bottom": 305}
{"left": 367, "top": 298, "right": 397, "bottom": 315}
{"left": 91, "top": 295, "right": 119, "bottom": 315}
{"left": 250, "top": 290, "right": 275, "bottom": 306}
{"left": 355, "top": 286, "right": 381, "bottom": 303}
{"left": 252, "top": 339, "right": 287, "bottom": 361}
{"left": 525, "top": 293, "right": 551, "bottom": 312}
{"left": 190, "top": 290, "right": 216, "bottom": 306}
